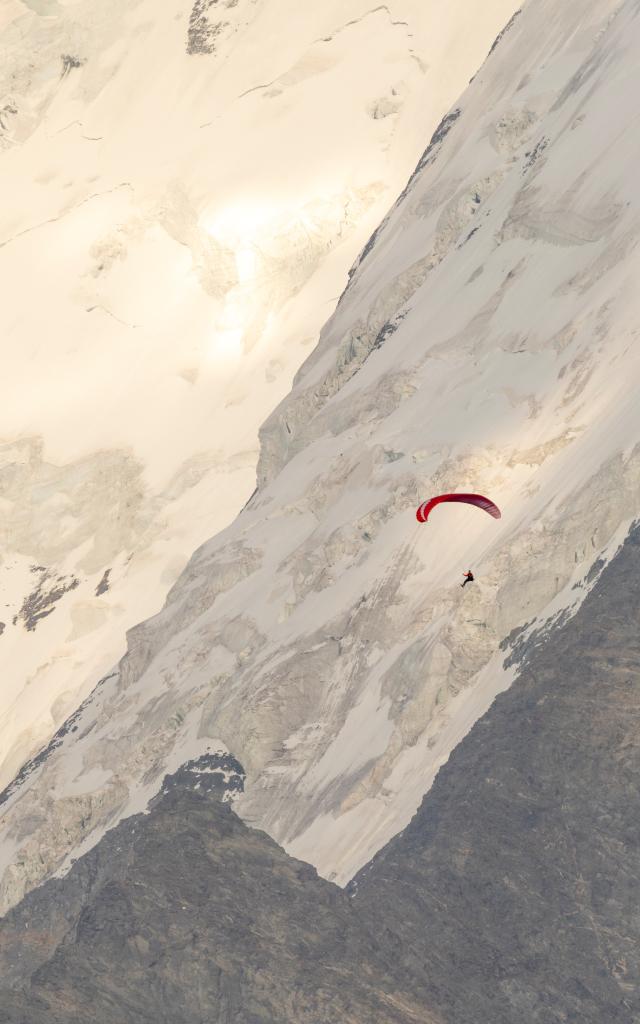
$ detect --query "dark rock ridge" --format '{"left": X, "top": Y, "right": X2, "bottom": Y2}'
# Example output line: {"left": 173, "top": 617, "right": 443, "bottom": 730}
{"left": 0, "top": 672, "right": 117, "bottom": 811}
{"left": 1, "top": 526, "right": 639, "bottom": 1022}
{"left": 348, "top": 107, "right": 462, "bottom": 284}
{"left": 487, "top": 8, "right": 522, "bottom": 59}
{"left": 0, "top": 758, "right": 429, "bottom": 1024}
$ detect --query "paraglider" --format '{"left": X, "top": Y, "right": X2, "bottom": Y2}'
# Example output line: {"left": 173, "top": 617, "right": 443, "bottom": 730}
{"left": 415, "top": 492, "right": 501, "bottom": 523}
{"left": 414, "top": 493, "right": 500, "bottom": 588}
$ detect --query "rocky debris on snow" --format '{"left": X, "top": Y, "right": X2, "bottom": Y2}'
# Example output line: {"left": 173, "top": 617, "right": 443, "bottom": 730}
{"left": 186, "top": 0, "right": 228, "bottom": 55}
{"left": 486, "top": 8, "right": 522, "bottom": 60}
{"left": 95, "top": 569, "right": 111, "bottom": 596}
{"left": 15, "top": 568, "right": 80, "bottom": 632}
{"left": 0, "top": 101, "right": 18, "bottom": 140}
{"left": 60, "top": 54, "right": 85, "bottom": 77}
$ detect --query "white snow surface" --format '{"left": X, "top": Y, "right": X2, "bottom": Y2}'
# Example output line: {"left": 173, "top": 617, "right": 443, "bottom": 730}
{"left": 0, "top": 0, "right": 519, "bottom": 791}
{"left": 3, "top": 0, "right": 640, "bottom": 907}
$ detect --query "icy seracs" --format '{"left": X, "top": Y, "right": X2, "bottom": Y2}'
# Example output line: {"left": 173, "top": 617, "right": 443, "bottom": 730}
{"left": 3, "top": 0, "right": 640, "bottom": 910}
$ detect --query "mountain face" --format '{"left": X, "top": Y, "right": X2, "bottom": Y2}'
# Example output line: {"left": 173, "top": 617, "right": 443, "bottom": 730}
{"left": 354, "top": 520, "right": 640, "bottom": 1023}
{"left": 0, "top": 757, "right": 430, "bottom": 1024}
{"left": 0, "top": 0, "right": 519, "bottom": 795}
{"left": 2, "top": 0, "right": 640, "bottom": 914}
{"left": 0, "top": 520, "right": 638, "bottom": 1023}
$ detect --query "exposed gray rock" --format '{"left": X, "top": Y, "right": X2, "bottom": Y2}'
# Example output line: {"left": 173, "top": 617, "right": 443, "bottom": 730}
{"left": 15, "top": 567, "right": 80, "bottom": 632}
{"left": 0, "top": 757, "right": 428, "bottom": 1024}
{"left": 486, "top": 8, "right": 522, "bottom": 60}
{"left": 95, "top": 569, "right": 111, "bottom": 597}
{"left": 186, "top": 0, "right": 227, "bottom": 55}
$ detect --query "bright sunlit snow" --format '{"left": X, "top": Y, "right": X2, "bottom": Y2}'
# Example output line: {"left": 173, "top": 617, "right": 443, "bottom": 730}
{"left": 0, "top": 0, "right": 519, "bottom": 790}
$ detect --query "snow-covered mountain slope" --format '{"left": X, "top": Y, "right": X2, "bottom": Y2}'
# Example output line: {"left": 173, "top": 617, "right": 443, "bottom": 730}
{"left": 3, "top": 0, "right": 640, "bottom": 910}
{"left": 2, "top": 524, "right": 637, "bottom": 1023}
{"left": 0, "top": 0, "right": 519, "bottom": 791}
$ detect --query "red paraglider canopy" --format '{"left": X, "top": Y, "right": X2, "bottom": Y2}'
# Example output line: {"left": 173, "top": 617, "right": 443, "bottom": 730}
{"left": 416, "top": 493, "right": 501, "bottom": 523}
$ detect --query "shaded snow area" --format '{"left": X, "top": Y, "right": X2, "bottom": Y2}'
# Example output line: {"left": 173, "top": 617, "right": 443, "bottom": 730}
{"left": 2, "top": 0, "right": 640, "bottom": 909}
{"left": 0, "top": 0, "right": 519, "bottom": 803}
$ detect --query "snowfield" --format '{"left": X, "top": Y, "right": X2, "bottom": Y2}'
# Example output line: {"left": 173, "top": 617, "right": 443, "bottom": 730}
{"left": 2, "top": 0, "right": 640, "bottom": 908}
{"left": 0, "top": 0, "right": 518, "bottom": 791}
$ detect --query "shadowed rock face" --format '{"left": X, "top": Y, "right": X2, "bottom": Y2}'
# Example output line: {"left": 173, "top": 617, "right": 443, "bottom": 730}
{"left": 0, "top": 758, "right": 429, "bottom": 1024}
{"left": 355, "top": 522, "right": 640, "bottom": 1023}
{"left": 1, "top": 525, "right": 639, "bottom": 1023}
